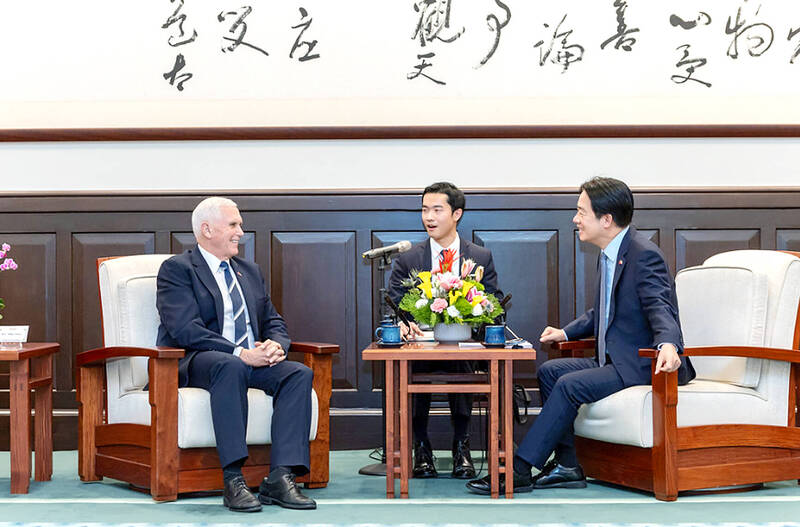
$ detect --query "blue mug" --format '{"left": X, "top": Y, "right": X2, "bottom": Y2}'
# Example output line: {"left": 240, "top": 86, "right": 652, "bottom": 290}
{"left": 484, "top": 324, "right": 506, "bottom": 345}
{"left": 375, "top": 324, "right": 402, "bottom": 344}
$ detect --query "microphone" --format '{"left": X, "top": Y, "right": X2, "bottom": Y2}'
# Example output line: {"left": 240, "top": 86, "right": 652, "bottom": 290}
{"left": 362, "top": 240, "right": 412, "bottom": 260}
{"left": 383, "top": 292, "right": 412, "bottom": 327}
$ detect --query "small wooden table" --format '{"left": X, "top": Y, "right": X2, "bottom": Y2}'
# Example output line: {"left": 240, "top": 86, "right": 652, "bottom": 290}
{"left": 0, "top": 342, "right": 59, "bottom": 494}
{"left": 363, "top": 342, "right": 536, "bottom": 499}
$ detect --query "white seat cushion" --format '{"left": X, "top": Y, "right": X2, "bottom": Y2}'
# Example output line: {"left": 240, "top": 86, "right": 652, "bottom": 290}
{"left": 109, "top": 387, "right": 319, "bottom": 448}
{"left": 574, "top": 379, "right": 781, "bottom": 448}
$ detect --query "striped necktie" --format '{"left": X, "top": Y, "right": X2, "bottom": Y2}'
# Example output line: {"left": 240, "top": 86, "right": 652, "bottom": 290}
{"left": 220, "top": 261, "right": 248, "bottom": 348}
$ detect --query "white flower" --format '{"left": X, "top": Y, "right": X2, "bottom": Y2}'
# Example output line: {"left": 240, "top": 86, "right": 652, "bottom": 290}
{"left": 446, "top": 305, "right": 460, "bottom": 318}
{"left": 415, "top": 298, "right": 429, "bottom": 309}
{"left": 471, "top": 304, "right": 484, "bottom": 316}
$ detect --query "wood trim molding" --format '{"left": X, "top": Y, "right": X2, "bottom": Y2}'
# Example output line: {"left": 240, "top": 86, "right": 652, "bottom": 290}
{"left": 3, "top": 124, "right": 800, "bottom": 142}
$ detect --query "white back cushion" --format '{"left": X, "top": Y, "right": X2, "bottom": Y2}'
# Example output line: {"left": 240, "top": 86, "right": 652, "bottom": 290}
{"left": 98, "top": 255, "right": 172, "bottom": 397}
{"left": 676, "top": 266, "right": 767, "bottom": 387}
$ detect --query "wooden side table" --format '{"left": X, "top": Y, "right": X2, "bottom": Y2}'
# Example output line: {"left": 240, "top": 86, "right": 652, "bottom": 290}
{"left": 363, "top": 342, "right": 536, "bottom": 499}
{"left": 0, "top": 342, "right": 59, "bottom": 494}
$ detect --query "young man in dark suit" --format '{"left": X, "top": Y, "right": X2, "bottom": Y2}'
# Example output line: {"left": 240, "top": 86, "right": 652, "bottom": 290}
{"left": 387, "top": 182, "right": 502, "bottom": 480}
{"left": 467, "top": 177, "right": 695, "bottom": 495}
{"left": 156, "top": 197, "right": 316, "bottom": 512}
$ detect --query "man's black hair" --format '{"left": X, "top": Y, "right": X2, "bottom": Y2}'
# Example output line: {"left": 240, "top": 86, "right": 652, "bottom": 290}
{"left": 579, "top": 177, "right": 634, "bottom": 227}
{"left": 422, "top": 182, "right": 466, "bottom": 221}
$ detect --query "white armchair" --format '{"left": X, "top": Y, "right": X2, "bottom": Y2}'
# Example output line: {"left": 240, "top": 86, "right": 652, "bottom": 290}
{"left": 553, "top": 250, "right": 800, "bottom": 501}
{"left": 77, "top": 255, "right": 337, "bottom": 501}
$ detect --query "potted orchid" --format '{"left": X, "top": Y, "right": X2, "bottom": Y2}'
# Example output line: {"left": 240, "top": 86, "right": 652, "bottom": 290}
{"left": 0, "top": 243, "right": 19, "bottom": 320}
{"left": 398, "top": 256, "right": 503, "bottom": 341}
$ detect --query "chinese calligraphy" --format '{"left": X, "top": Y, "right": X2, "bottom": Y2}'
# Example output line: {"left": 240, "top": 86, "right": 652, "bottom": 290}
{"left": 600, "top": 0, "right": 640, "bottom": 52}
{"left": 534, "top": 14, "right": 585, "bottom": 73}
{"left": 725, "top": 2, "right": 774, "bottom": 59}
{"left": 290, "top": 7, "right": 320, "bottom": 61}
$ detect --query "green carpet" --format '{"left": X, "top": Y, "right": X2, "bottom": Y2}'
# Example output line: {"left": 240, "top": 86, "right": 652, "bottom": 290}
{"left": 1, "top": 450, "right": 800, "bottom": 526}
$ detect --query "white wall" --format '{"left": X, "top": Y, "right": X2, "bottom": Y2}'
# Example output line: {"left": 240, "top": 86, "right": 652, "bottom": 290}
{"left": 2, "top": 137, "right": 799, "bottom": 193}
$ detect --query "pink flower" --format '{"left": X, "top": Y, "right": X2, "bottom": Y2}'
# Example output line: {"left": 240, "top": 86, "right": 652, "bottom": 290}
{"left": 437, "top": 273, "right": 462, "bottom": 291}
{"left": 1, "top": 243, "right": 9, "bottom": 252}
{"left": 460, "top": 259, "right": 476, "bottom": 278}
{"left": 0, "top": 251, "right": 5, "bottom": 259}
{"left": 431, "top": 298, "right": 448, "bottom": 313}
{"left": 466, "top": 286, "right": 479, "bottom": 302}
{"left": 1, "top": 258, "right": 17, "bottom": 271}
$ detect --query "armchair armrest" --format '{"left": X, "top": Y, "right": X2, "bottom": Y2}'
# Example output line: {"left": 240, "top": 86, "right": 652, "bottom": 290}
{"left": 639, "top": 345, "right": 800, "bottom": 364}
{"left": 291, "top": 342, "right": 339, "bottom": 355}
{"left": 76, "top": 346, "right": 184, "bottom": 367}
{"left": 551, "top": 339, "right": 596, "bottom": 359}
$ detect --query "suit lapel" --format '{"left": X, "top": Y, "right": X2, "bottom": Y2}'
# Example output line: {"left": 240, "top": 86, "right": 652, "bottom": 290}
{"left": 608, "top": 227, "right": 633, "bottom": 325}
{"left": 231, "top": 258, "right": 260, "bottom": 342}
{"left": 422, "top": 239, "right": 433, "bottom": 272}
{"left": 190, "top": 247, "right": 225, "bottom": 332}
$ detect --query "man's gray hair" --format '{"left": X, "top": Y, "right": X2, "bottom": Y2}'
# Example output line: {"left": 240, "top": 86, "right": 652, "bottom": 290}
{"left": 191, "top": 197, "right": 238, "bottom": 240}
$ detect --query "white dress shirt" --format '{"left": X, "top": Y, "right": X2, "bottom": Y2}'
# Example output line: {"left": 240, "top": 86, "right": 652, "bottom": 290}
{"left": 197, "top": 245, "right": 255, "bottom": 356}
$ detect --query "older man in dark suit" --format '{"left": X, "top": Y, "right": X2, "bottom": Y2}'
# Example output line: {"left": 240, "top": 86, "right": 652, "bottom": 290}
{"left": 156, "top": 197, "right": 316, "bottom": 512}
{"left": 388, "top": 182, "right": 502, "bottom": 480}
{"left": 467, "top": 177, "right": 695, "bottom": 495}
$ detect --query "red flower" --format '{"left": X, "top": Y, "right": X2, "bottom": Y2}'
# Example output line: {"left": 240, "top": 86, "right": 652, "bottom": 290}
{"left": 437, "top": 248, "right": 456, "bottom": 273}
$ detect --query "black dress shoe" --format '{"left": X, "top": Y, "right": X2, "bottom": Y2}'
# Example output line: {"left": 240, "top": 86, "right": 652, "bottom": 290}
{"left": 465, "top": 470, "right": 533, "bottom": 495}
{"left": 259, "top": 472, "right": 316, "bottom": 510}
{"left": 223, "top": 475, "right": 262, "bottom": 513}
{"left": 533, "top": 460, "right": 587, "bottom": 489}
{"left": 451, "top": 437, "right": 476, "bottom": 479}
{"left": 413, "top": 440, "right": 437, "bottom": 478}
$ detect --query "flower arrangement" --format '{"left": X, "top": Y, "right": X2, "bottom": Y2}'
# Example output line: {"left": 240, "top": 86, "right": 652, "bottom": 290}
{"left": 0, "top": 243, "right": 19, "bottom": 320}
{"left": 398, "top": 255, "right": 503, "bottom": 327}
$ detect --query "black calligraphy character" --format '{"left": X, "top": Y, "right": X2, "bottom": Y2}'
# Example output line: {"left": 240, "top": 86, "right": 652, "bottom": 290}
{"left": 534, "top": 14, "right": 585, "bottom": 73}
{"left": 725, "top": 2, "right": 774, "bottom": 59}
{"left": 671, "top": 44, "right": 711, "bottom": 88}
{"left": 407, "top": 52, "right": 446, "bottom": 85}
{"left": 163, "top": 54, "right": 192, "bottom": 91}
{"left": 412, "top": 0, "right": 464, "bottom": 47}
{"left": 788, "top": 27, "right": 800, "bottom": 64}
{"left": 218, "top": 6, "right": 269, "bottom": 57}
{"left": 162, "top": 0, "right": 197, "bottom": 47}
{"left": 290, "top": 7, "right": 320, "bottom": 62}
{"left": 476, "top": 0, "right": 510, "bottom": 67}
{"left": 600, "top": 0, "right": 639, "bottom": 52}
{"left": 669, "top": 12, "right": 711, "bottom": 30}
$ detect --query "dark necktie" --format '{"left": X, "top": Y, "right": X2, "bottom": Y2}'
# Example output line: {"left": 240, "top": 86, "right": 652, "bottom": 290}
{"left": 220, "top": 261, "right": 248, "bottom": 348}
{"left": 598, "top": 253, "right": 609, "bottom": 366}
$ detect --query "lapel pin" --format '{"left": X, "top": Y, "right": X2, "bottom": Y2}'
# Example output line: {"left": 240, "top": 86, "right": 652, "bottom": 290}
{"left": 237, "top": 271, "right": 243, "bottom": 276}
{"left": 619, "top": 260, "right": 623, "bottom": 265}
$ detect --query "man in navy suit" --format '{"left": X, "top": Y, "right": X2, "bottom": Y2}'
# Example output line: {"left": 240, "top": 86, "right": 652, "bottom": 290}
{"left": 388, "top": 182, "right": 502, "bottom": 480}
{"left": 156, "top": 197, "right": 316, "bottom": 512}
{"left": 467, "top": 177, "right": 695, "bottom": 495}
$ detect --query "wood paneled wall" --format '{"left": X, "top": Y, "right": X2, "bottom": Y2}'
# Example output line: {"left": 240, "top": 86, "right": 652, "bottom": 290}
{"left": 1, "top": 189, "right": 799, "bottom": 450}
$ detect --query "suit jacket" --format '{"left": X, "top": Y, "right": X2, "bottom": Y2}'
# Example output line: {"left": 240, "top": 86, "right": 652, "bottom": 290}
{"left": 563, "top": 227, "right": 695, "bottom": 386}
{"left": 156, "top": 246, "right": 291, "bottom": 387}
{"left": 387, "top": 237, "right": 502, "bottom": 306}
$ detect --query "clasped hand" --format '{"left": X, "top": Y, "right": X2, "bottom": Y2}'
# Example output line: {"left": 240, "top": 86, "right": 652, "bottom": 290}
{"left": 239, "top": 339, "right": 286, "bottom": 368}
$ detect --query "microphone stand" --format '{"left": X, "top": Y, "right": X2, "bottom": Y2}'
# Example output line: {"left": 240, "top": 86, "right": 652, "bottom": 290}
{"left": 358, "top": 252, "right": 394, "bottom": 476}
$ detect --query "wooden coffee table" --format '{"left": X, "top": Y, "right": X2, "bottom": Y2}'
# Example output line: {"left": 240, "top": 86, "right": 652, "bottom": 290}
{"left": 363, "top": 342, "right": 536, "bottom": 498}
{"left": 0, "top": 342, "right": 59, "bottom": 493}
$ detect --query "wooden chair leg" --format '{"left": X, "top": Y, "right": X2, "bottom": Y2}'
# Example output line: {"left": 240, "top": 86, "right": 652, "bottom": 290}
{"left": 303, "top": 353, "right": 332, "bottom": 488}
{"left": 78, "top": 365, "right": 104, "bottom": 482}
{"left": 149, "top": 358, "right": 179, "bottom": 501}
{"left": 651, "top": 367, "right": 678, "bottom": 502}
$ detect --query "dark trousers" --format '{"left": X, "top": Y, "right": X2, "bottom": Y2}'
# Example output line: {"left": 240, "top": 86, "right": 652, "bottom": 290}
{"left": 187, "top": 351, "right": 313, "bottom": 472}
{"left": 412, "top": 360, "right": 474, "bottom": 442}
{"left": 516, "top": 357, "right": 625, "bottom": 469}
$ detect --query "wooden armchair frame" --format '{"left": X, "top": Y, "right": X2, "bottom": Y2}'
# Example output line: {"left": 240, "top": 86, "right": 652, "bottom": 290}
{"left": 76, "top": 256, "right": 338, "bottom": 501}
{"left": 77, "top": 342, "right": 336, "bottom": 501}
{"left": 553, "top": 337, "right": 800, "bottom": 501}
